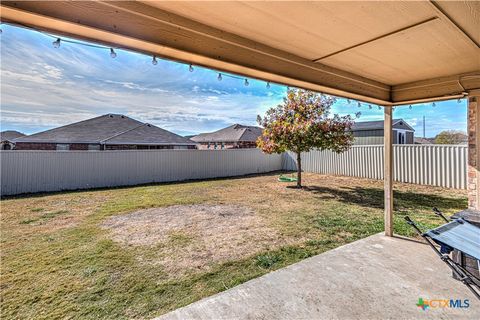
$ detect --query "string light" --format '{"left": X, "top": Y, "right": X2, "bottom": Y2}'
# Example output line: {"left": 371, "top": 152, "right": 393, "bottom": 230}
{"left": 432, "top": 102, "right": 436, "bottom": 107}
{"left": 457, "top": 98, "right": 462, "bottom": 103}
{"left": 368, "top": 104, "right": 372, "bottom": 109}
{"left": 110, "top": 48, "right": 117, "bottom": 58}
{"left": 52, "top": 38, "right": 61, "bottom": 48}
{"left": 357, "top": 102, "right": 361, "bottom": 108}
{"left": 409, "top": 105, "right": 413, "bottom": 109}
{"left": 4, "top": 21, "right": 375, "bottom": 95}
{"left": 347, "top": 99, "right": 351, "bottom": 104}
{"left": 378, "top": 106, "right": 382, "bottom": 110}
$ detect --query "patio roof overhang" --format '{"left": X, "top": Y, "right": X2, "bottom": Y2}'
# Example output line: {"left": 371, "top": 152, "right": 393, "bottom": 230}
{"left": 1, "top": 1, "right": 479, "bottom": 105}
{"left": 1, "top": 1, "right": 479, "bottom": 237}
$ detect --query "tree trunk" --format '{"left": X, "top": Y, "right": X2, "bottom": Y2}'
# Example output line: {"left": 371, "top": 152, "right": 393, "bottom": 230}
{"left": 296, "top": 152, "right": 302, "bottom": 188}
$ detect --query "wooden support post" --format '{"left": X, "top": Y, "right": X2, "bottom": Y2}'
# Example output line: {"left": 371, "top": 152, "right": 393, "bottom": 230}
{"left": 384, "top": 106, "right": 393, "bottom": 236}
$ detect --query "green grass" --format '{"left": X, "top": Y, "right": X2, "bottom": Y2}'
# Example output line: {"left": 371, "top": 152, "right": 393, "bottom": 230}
{"left": 0, "top": 173, "right": 466, "bottom": 319}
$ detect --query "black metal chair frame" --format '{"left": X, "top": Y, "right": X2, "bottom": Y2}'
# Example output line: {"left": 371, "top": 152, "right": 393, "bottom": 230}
{"left": 405, "top": 208, "right": 480, "bottom": 300}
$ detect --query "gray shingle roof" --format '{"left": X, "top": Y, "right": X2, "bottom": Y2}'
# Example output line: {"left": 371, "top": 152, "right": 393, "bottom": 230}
{"left": 0, "top": 130, "right": 26, "bottom": 142}
{"left": 352, "top": 119, "right": 414, "bottom": 131}
{"left": 15, "top": 114, "right": 197, "bottom": 146}
{"left": 414, "top": 137, "right": 434, "bottom": 144}
{"left": 191, "top": 124, "right": 263, "bottom": 143}
{"left": 106, "top": 123, "right": 197, "bottom": 145}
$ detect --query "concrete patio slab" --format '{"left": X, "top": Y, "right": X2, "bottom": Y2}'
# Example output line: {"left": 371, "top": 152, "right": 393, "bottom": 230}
{"left": 158, "top": 233, "right": 479, "bottom": 319}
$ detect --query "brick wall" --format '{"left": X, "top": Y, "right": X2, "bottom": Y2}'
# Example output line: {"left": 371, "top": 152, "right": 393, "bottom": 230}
{"left": 105, "top": 144, "right": 138, "bottom": 150}
{"left": 14, "top": 142, "right": 56, "bottom": 150}
{"left": 197, "top": 141, "right": 257, "bottom": 150}
{"left": 14, "top": 143, "right": 195, "bottom": 151}
{"left": 468, "top": 95, "right": 479, "bottom": 210}
{"left": 69, "top": 144, "right": 89, "bottom": 150}
{"left": 105, "top": 145, "right": 196, "bottom": 150}
{"left": 14, "top": 143, "right": 91, "bottom": 150}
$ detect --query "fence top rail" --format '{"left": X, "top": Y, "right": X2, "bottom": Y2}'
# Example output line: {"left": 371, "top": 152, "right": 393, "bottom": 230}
{"left": 311, "top": 144, "right": 467, "bottom": 148}
{"left": 393, "top": 144, "right": 467, "bottom": 148}
{"left": 0, "top": 149, "right": 269, "bottom": 154}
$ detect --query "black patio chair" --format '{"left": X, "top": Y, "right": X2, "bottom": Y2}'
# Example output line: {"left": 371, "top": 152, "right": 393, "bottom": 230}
{"left": 405, "top": 209, "right": 480, "bottom": 300}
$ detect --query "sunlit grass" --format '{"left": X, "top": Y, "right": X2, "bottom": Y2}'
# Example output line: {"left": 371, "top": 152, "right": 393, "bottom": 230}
{"left": 0, "top": 173, "right": 466, "bottom": 319}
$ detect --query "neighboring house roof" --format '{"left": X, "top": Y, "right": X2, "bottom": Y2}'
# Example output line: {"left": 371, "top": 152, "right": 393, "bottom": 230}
{"left": 0, "top": 130, "right": 26, "bottom": 142}
{"left": 14, "top": 114, "right": 197, "bottom": 146}
{"left": 352, "top": 119, "right": 414, "bottom": 132}
{"left": 414, "top": 137, "right": 434, "bottom": 144}
{"left": 191, "top": 124, "right": 263, "bottom": 143}
{"left": 105, "top": 123, "right": 196, "bottom": 145}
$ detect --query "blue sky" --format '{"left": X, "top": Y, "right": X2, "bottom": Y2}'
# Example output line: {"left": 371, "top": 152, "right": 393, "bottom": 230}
{"left": 0, "top": 24, "right": 467, "bottom": 137}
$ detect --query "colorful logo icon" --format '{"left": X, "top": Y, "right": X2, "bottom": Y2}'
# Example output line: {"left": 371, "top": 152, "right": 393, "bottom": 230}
{"left": 417, "top": 298, "right": 429, "bottom": 311}
{"left": 416, "top": 298, "right": 470, "bottom": 311}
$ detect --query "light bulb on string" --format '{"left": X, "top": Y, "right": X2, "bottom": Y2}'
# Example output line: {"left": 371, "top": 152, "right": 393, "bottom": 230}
{"left": 152, "top": 56, "right": 158, "bottom": 65}
{"left": 357, "top": 102, "right": 361, "bottom": 108}
{"left": 244, "top": 78, "right": 249, "bottom": 86}
{"left": 189, "top": 64, "right": 194, "bottom": 72}
{"left": 378, "top": 106, "right": 382, "bottom": 110}
{"left": 347, "top": 99, "right": 351, "bottom": 104}
{"left": 110, "top": 48, "right": 117, "bottom": 58}
{"left": 217, "top": 73, "right": 222, "bottom": 81}
{"left": 368, "top": 104, "right": 372, "bottom": 109}
{"left": 52, "top": 38, "right": 61, "bottom": 48}
{"left": 409, "top": 105, "right": 413, "bottom": 109}
{"left": 266, "top": 82, "right": 271, "bottom": 89}
{"left": 432, "top": 102, "right": 436, "bottom": 107}
{"left": 457, "top": 98, "right": 462, "bottom": 103}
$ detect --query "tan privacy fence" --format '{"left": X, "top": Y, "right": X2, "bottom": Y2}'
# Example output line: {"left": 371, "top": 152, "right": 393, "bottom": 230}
{"left": 0, "top": 149, "right": 282, "bottom": 196}
{"left": 282, "top": 145, "right": 468, "bottom": 189}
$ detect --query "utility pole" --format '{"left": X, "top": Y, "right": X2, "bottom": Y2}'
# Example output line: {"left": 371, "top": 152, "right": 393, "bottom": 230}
{"left": 423, "top": 115, "right": 425, "bottom": 138}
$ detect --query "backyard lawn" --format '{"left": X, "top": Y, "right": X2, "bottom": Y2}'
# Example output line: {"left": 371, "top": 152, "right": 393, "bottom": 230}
{"left": 0, "top": 172, "right": 467, "bottom": 319}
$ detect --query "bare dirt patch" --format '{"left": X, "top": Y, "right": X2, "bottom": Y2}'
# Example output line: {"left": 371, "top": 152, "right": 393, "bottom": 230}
{"left": 101, "top": 204, "right": 286, "bottom": 273}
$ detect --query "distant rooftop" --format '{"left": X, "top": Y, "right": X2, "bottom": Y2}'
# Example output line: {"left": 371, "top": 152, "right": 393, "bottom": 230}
{"left": 191, "top": 124, "right": 263, "bottom": 143}
{"left": 15, "top": 114, "right": 197, "bottom": 146}
{"left": 352, "top": 119, "right": 414, "bottom": 131}
{"left": 0, "top": 130, "right": 26, "bottom": 142}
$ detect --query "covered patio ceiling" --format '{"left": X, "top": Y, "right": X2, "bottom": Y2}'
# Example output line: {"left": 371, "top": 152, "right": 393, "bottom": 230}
{"left": 1, "top": 0, "right": 479, "bottom": 105}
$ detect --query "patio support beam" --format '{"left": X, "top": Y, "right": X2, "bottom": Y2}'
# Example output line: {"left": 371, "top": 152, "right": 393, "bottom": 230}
{"left": 384, "top": 106, "right": 394, "bottom": 237}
